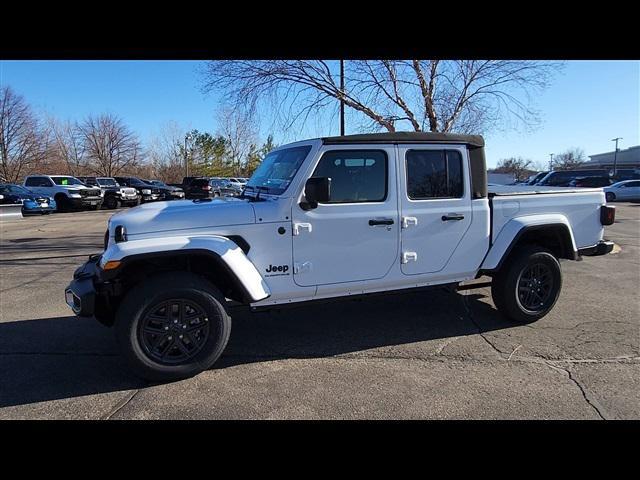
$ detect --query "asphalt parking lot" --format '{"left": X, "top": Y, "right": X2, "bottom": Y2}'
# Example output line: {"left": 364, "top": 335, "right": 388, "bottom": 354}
{"left": 0, "top": 205, "right": 638, "bottom": 419}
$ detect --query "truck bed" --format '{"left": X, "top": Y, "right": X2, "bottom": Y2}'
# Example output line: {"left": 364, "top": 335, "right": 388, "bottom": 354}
{"left": 487, "top": 185, "right": 607, "bottom": 251}
{"left": 488, "top": 184, "right": 603, "bottom": 196}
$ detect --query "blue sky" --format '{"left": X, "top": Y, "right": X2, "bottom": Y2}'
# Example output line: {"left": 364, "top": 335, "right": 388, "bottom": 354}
{"left": 1, "top": 60, "right": 638, "bottom": 168}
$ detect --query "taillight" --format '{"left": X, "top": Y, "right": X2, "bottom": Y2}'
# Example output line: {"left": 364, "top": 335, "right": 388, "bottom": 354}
{"left": 600, "top": 205, "right": 615, "bottom": 226}
{"left": 202, "top": 185, "right": 211, "bottom": 191}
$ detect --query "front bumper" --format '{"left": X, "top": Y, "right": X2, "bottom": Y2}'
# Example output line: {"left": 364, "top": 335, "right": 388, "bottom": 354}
{"left": 65, "top": 255, "right": 100, "bottom": 316}
{"left": 69, "top": 197, "right": 103, "bottom": 208}
{"left": 578, "top": 240, "right": 615, "bottom": 257}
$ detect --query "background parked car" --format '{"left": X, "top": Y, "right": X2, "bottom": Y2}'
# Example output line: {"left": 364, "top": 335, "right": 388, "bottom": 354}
{"left": 78, "top": 176, "right": 140, "bottom": 209}
{"left": 0, "top": 183, "right": 57, "bottom": 215}
{"left": 210, "top": 178, "right": 240, "bottom": 197}
{"left": 521, "top": 171, "right": 549, "bottom": 185}
{"left": 145, "top": 180, "right": 185, "bottom": 200}
{"left": 535, "top": 169, "right": 609, "bottom": 187}
{"left": 113, "top": 177, "right": 161, "bottom": 203}
{"left": 567, "top": 176, "right": 613, "bottom": 188}
{"left": 24, "top": 175, "right": 103, "bottom": 212}
{"left": 183, "top": 177, "right": 217, "bottom": 199}
{"left": 604, "top": 180, "right": 640, "bottom": 202}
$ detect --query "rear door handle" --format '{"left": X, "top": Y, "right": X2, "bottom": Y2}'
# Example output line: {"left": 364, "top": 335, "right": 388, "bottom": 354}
{"left": 441, "top": 213, "right": 465, "bottom": 221}
{"left": 369, "top": 218, "right": 395, "bottom": 226}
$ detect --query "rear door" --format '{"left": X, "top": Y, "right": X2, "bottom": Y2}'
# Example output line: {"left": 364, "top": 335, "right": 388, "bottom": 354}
{"left": 398, "top": 145, "right": 473, "bottom": 275}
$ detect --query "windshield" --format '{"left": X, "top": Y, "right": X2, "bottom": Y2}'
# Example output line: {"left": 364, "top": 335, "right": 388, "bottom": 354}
{"left": 1, "top": 184, "right": 32, "bottom": 195}
{"left": 149, "top": 180, "right": 165, "bottom": 186}
{"left": 246, "top": 145, "right": 312, "bottom": 195}
{"left": 97, "top": 178, "right": 118, "bottom": 187}
{"left": 52, "top": 176, "right": 85, "bottom": 186}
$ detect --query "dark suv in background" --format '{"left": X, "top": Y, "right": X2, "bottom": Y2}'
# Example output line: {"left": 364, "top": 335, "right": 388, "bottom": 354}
{"left": 568, "top": 176, "right": 614, "bottom": 188}
{"left": 78, "top": 176, "right": 140, "bottom": 208}
{"left": 183, "top": 177, "right": 217, "bottom": 199}
{"left": 144, "top": 180, "right": 185, "bottom": 201}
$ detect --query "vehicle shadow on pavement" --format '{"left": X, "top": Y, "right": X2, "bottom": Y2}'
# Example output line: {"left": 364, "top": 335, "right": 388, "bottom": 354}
{"left": 218, "top": 287, "right": 510, "bottom": 367}
{"left": 0, "top": 288, "right": 511, "bottom": 409}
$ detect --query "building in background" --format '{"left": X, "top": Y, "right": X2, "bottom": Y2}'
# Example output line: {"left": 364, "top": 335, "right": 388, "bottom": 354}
{"left": 579, "top": 145, "right": 640, "bottom": 172}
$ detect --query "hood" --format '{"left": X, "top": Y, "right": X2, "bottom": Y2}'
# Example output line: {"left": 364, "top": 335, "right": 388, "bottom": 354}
{"left": 109, "top": 197, "right": 256, "bottom": 236}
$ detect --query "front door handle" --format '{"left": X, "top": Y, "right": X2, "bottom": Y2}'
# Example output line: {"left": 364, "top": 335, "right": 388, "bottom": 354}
{"left": 369, "top": 218, "right": 395, "bottom": 226}
{"left": 442, "top": 213, "right": 465, "bottom": 221}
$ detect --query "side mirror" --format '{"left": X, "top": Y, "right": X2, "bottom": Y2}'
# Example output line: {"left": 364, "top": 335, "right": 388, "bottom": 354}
{"left": 301, "top": 177, "right": 331, "bottom": 210}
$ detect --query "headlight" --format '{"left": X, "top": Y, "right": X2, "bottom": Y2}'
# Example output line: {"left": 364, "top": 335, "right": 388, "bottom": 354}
{"left": 142, "top": 189, "right": 151, "bottom": 195}
{"left": 69, "top": 193, "right": 82, "bottom": 198}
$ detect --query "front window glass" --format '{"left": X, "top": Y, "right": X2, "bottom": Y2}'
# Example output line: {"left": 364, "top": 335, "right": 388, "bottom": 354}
{"left": 311, "top": 150, "right": 388, "bottom": 203}
{"left": 97, "top": 178, "right": 117, "bottom": 187}
{"left": 2, "top": 185, "right": 32, "bottom": 195}
{"left": 246, "top": 145, "right": 312, "bottom": 195}
{"left": 52, "top": 176, "right": 85, "bottom": 186}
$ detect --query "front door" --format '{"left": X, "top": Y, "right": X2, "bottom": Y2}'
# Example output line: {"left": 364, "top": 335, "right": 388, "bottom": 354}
{"left": 291, "top": 146, "right": 399, "bottom": 287}
{"left": 398, "top": 145, "right": 473, "bottom": 275}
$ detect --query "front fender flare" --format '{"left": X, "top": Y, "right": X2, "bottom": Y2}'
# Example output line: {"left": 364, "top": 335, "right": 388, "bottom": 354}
{"left": 101, "top": 235, "right": 271, "bottom": 302}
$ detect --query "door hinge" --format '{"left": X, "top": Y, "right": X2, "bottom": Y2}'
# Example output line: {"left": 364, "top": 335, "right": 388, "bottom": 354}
{"left": 402, "top": 216, "right": 418, "bottom": 229}
{"left": 294, "top": 261, "right": 312, "bottom": 274}
{"left": 293, "top": 222, "right": 313, "bottom": 236}
{"left": 402, "top": 251, "right": 418, "bottom": 264}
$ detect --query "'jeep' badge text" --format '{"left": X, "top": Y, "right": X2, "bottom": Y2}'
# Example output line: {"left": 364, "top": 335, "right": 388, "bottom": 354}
{"left": 265, "top": 264, "right": 289, "bottom": 276}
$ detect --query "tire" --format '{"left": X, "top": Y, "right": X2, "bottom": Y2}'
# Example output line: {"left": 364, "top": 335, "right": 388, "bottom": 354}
{"left": 115, "top": 272, "right": 231, "bottom": 382}
{"left": 55, "top": 194, "right": 70, "bottom": 212}
{"left": 491, "top": 246, "right": 562, "bottom": 324}
{"left": 605, "top": 192, "right": 615, "bottom": 202}
{"left": 105, "top": 195, "right": 118, "bottom": 209}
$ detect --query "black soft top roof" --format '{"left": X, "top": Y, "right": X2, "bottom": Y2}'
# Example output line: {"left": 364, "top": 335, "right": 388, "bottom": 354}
{"left": 322, "top": 132, "right": 484, "bottom": 148}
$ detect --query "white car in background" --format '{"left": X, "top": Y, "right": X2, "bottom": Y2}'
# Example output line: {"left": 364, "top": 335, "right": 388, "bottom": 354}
{"left": 604, "top": 180, "right": 640, "bottom": 202}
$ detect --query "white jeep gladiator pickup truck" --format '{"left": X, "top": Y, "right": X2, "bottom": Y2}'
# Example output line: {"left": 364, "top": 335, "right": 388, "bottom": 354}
{"left": 65, "top": 132, "right": 615, "bottom": 381}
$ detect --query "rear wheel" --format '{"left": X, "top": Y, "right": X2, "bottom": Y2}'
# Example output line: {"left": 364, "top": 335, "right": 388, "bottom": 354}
{"left": 491, "top": 246, "right": 562, "bottom": 324}
{"left": 605, "top": 192, "right": 616, "bottom": 202}
{"left": 55, "top": 194, "right": 70, "bottom": 212}
{"left": 105, "top": 195, "right": 118, "bottom": 209}
{"left": 115, "top": 272, "right": 231, "bottom": 382}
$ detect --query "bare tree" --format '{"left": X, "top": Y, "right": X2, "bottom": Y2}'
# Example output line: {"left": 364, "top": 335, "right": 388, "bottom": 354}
{"left": 201, "top": 60, "right": 562, "bottom": 135}
{"left": 78, "top": 113, "right": 143, "bottom": 176}
{"left": 147, "top": 122, "right": 188, "bottom": 182}
{"left": 494, "top": 157, "right": 535, "bottom": 181}
{"left": 553, "top": 147, "right": 586, "bottom": 171}
{"left": 217, "top": 107, "right": 258, "bottom": 176}
{"left": 0, "top": 86, "right": 48, "bottom": 183}
{"left": 48, "top": 118, "right": 86, "bottom": 175}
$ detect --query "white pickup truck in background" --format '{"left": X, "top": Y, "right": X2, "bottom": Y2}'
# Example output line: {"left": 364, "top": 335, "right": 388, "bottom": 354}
{"left": 65, "top": 132, "right": 615, "bottom": 381}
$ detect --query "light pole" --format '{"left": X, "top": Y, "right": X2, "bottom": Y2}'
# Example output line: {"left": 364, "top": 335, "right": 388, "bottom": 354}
{"left": 611, "top": 137, "right": 622, "bottom": 177}
{"left": 339, "top": 59, "right": 345, "bottom": 136}
{"left": 184, "top": 133, "right": 192, "bottom": 178}
{"left": 549, "top": 153, "right": 554, "bottom": 171}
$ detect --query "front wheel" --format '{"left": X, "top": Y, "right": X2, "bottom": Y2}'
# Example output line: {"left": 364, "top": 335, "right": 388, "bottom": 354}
{"left": 491, "top": 246, "right": 562, "bottom": 324}
{"left": 115, "top": 272, "right": 232, "bottom": 382}
{"left": 605, "top": 192, "right": 615, "bottom": 202}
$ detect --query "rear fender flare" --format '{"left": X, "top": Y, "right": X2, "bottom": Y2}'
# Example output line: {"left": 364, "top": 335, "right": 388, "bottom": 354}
{"left": 481, "top": 214, "right": 577, "bottom": 272}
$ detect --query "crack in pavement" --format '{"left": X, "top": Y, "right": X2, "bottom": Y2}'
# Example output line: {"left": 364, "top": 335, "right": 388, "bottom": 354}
{"left": 102, "top": 389, "right": 140, "bottom": 420}
{"left": 543, "top": 361, "right": 608, "bottom": 420}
